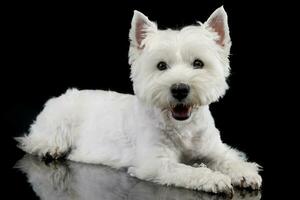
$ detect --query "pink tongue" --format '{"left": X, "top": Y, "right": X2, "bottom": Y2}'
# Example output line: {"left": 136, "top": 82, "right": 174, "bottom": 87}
{"left": 171, "top": 105, "right": 190, "bottom": 120}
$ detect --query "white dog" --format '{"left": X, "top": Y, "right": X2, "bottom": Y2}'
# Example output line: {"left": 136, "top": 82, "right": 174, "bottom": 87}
{"left": 16, "top": 6, "right": 262, "bottom": 196}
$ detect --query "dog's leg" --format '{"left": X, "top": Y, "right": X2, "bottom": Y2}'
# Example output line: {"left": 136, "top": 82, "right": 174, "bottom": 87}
{"left": 128, "top": 148, "right": 233, "bottom": 196}
{"left": 15, "top": 120, "right": 73, "bottom": 159}
{"left": 204, "top": 141, "right": 262, "bottom": 190}
{"left": 15, "top": 94, "right": 76, "bottom": 159}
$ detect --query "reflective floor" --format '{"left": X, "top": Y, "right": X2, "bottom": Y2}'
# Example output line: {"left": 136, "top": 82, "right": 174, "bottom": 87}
{"left": 14, "top": 154, "right": 262, "bottom": 200}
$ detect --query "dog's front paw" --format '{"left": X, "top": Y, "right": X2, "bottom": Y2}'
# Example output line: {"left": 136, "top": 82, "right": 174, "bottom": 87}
{"left": 231, "top": 173, "right": 262, "bottom": 190}
{"left": 201, "top": 171, "right": 234, "bottom": 197}
{"left": 227, "top": 162, "right": 262, "bottom": 190}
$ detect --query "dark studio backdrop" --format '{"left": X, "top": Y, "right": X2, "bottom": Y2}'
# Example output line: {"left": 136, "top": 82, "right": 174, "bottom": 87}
{"left": 2, "top": 0, "right": 294, "bottom": 199}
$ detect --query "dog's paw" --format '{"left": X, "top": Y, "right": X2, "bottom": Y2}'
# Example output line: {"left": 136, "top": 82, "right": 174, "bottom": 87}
{"left": 42, "top": 147, "right": 70, "bottom": 162}
{"left": 231, "top": 173, "right": 262, "bottom": 190}
{"left": 223, "top": 162, "right": 262, "bottom": 190}
{"left": 201, "top": 172, "right": 234, "bottom": 197}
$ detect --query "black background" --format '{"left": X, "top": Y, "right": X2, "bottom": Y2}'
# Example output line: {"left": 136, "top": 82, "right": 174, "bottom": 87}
{"left": 3, "top": 0, "right": 295, "bottom": 199}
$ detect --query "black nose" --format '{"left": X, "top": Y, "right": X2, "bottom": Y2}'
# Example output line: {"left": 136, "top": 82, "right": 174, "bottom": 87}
{"left": 170, "top": 83, "right": 190, "bottom": 101}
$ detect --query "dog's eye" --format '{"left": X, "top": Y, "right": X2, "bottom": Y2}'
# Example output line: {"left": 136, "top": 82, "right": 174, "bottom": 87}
{"left": 193, "top": 59, "right": 204, "bottom": 69}
{"left": 157, "top": 61, "right": 168, "bottom": 71}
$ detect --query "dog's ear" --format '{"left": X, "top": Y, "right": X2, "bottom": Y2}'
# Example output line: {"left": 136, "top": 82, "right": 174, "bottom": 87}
{"left": 205, "top": 6, "right": 231, "bottom": 50}
{"left": 129, "top": 10, "right": 157, "bottom": 49}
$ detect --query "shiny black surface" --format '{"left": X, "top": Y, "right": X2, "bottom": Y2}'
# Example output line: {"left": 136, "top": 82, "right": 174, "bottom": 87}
{"left": 14, "top": 155, "right": 261, "bottom": 200}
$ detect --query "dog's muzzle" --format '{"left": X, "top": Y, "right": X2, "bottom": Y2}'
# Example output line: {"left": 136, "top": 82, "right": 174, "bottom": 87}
{"left": 169, "top": 83, "right": 193, "bottom": 121}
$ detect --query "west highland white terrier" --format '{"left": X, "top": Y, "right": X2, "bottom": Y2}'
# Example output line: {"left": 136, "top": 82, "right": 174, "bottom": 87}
{"left": 16, "top": 6, "right": 262, "bottom": 196}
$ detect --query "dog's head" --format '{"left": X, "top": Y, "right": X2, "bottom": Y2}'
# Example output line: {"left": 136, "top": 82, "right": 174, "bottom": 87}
{"left": 129, "top": 7, "right": 231, "bottom": 122}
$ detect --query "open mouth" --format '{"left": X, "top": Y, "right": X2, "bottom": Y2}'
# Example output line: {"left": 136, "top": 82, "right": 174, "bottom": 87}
{"left": 170, "top": 104, "right": 193, "bottom": 121}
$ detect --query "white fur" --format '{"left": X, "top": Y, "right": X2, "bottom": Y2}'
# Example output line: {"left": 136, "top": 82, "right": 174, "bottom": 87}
{"left": 16, "top": 6, "right": 262, "bottom": 195}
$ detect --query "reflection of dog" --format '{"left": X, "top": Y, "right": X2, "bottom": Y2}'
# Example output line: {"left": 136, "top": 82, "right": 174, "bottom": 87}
{"left": 16, "top": 6, "right": 262, "bottom": 195}
{"left": 16, "top": 155, "right": 262, "bottom": 200}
